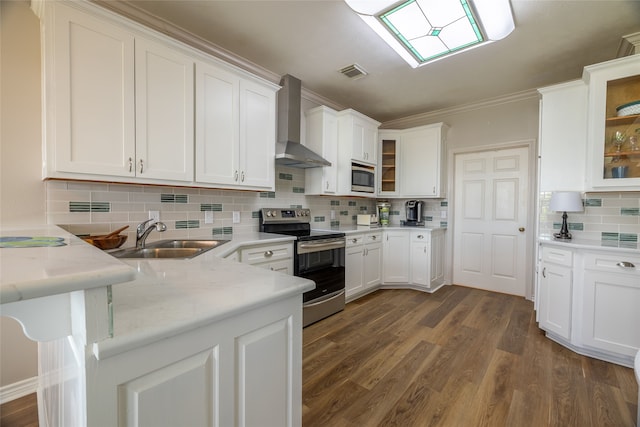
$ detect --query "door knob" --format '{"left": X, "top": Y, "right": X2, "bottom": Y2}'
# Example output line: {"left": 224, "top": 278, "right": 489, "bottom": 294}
{"left": 518, "top": 227, "right": 525, "bottom": 232}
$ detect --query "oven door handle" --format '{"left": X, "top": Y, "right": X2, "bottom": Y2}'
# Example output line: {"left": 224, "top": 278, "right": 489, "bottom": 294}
{"left": 298, "top": 240, "right": 345, "bottom": 253}
{"left": 303, "top": 289, "right": 345, "bottom": 308}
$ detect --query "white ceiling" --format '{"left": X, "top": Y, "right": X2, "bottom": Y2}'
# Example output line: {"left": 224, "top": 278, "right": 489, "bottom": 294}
{"left": 123, "top": 0, "right": 640, "bottom": 124}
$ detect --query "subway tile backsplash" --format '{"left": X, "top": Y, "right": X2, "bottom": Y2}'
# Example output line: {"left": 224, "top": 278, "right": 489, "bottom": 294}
{"left": 539, "top": 191, "right": 640, "bottom": 242}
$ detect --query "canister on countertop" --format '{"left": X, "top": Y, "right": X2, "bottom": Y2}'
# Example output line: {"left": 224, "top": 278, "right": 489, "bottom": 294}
{"left": 377, "top": 201, "right": 390, "bottom": 226}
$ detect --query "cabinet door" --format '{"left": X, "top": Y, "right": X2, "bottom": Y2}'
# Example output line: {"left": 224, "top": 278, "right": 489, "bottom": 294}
{"left": 584, "top": 55, "right": 640, "bottom": 190}
{"left": 345, "top": 243, "right": 364, "bottom": 298}
{"left": 410, "top": 240, "right": 429, "bottom": 287}
{"left": 304, "top": 106, "right": 338, "bottom": 195}
{"left": 239, "top": 79, "right": 276, "bottom": 189}
{"left": 195, "top": 62, "right": 240, "bottom": 185}
{"left": 582, "top": 270, "right": 640, "bottom": 356}
{"left": 52, "top": 5, "right": 135, "bottom": 177}
{"left": 383, "top": 232, "right": 410, "bottom": 283}
{"left": 538, "top": 261, "right": 572, "bottom": 340}
{"left": 401, "top": 126, "right": 441, "bottom": 197}
{"left": 538, "top": 81, "right": 587, "bottom": 191}
{"left": 351, "top": 117, "right": 377, "bottom": 164}
{"left": 135, "top": 37, "right": 194, "bottom": 181}
{"left": 363, "top": 242, "right": 382, "bottom": 288}
{"left": 430, "top": 231, "right": 445, "bottom": 287}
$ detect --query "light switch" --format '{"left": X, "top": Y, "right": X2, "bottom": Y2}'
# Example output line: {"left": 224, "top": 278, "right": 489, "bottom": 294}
{"left": 232, "top": 211, "right": 240, "bottom": 224}
{"left": 204, "top": 211, "right": 214, "bottom": 224}
{"left": 149, "top": 210, "right": 160, "bottom": 222}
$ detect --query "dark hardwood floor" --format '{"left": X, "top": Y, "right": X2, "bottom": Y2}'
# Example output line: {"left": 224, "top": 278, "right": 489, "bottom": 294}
{"left": 2, "top": 286, "right": 637, "bottom": 426}
{"left": 303, "top": 286, "right": 638, "bottom": 427}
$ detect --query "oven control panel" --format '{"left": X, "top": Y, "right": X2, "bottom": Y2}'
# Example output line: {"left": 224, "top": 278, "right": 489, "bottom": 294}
{"left": 261, "top": 208, "right": 311, "bottom": 223}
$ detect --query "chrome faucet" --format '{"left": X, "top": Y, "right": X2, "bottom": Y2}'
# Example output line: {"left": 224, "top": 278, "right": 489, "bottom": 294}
{"left": 136, "top": 219, "right": 167, "bottom": 248}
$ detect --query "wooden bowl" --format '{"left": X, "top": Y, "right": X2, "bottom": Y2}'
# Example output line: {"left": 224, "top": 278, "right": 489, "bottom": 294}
{"left": 82, "top": 234, "right": 128, "bottom": 250}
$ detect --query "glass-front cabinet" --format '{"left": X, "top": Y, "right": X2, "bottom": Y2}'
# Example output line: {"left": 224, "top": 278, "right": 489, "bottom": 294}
{"left": 379, "top": 130, "right": 399, "bottom": 196}
{"left": 585, "top": 54, "right": 640, "bottom": 190}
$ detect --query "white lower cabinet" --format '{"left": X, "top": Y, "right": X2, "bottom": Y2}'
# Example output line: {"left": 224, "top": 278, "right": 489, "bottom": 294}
{"left": 409, "top": 229, "right": 446, "bottom": 290}
{"left": 345, "top": 232, "right": 382, "bottom": 299}
{"left": 383, "top": 231, "right": 411, "bottom": 283}
{"left": 537, "top": 242, "right": 640, "bottom": 367}
{"left": 537, "top": 246, "right": 573, "bottom": 340}
{"left": 581, "top": 252, "right": 640, "bottom": 358}
{"left": 86, "top": 296, "right": 301, "bottom": 426}
{"left": 240, "top": 242, "right": 293, "bottom": 275}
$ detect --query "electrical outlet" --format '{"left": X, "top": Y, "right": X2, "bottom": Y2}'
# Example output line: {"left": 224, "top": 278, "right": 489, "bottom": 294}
{"left": 149, "top": 210, "right": 160, "bottom": 222}
{"left": 330, "top": 210, "right": 336, "bottom": 220}
{"left": 232, "top": 211, "right": 240, "bottom": 224}
{"left": 440, "top": 210, "right": 447, "bottom": 219}
{"left": 204, "top": 211, "right": 214, "bottom": 224}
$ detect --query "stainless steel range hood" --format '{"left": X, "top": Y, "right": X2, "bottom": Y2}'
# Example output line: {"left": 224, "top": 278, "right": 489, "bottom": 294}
{"left": 275, "top": 75, "right": 331, "bottom": 168}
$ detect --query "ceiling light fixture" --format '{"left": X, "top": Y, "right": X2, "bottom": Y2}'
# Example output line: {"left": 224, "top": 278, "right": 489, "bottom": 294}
{"left": 345, "top": 0, "right": 514, "bottom": 68}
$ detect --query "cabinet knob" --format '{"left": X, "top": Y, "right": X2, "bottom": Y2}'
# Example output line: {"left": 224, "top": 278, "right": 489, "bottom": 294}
{"left": 234, "top": 170, "right": 239, "bottom": 181}
{"left": 264, "top": 250, "right": 273, "bottom": 258}
{"left": 371, "top": 235, "right": 377, "bottom": 240}
{"left": 128, "top": 157, "right": 133, "bottom": 173}
{"left": 417, "top": 235, "right": 424, "bottom": 239}
{"left": 241, "top": 171, "right": 245, "bottom": 182}
{"left": 351, "top": 238, "right": 358, "bottom": 244}
{"left": 139, "top": 159, "right": 144, "bottom": 174}
{"left": 519, "top": 227, "right": 525, "bottom": 232}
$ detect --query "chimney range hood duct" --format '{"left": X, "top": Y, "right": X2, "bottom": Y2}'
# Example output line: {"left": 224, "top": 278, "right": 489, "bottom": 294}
{"left": 275, "top": 74, "right": 331, "bottom": 168}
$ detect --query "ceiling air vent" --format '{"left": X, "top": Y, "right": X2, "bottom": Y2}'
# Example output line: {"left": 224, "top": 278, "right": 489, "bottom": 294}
{"left": 339, "top": 63, "right": 368, "bottom": 79}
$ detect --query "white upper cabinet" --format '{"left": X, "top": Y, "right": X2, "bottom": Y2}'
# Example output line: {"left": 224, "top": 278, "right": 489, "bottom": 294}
{"left": 36, "top": 0, "right": 277, "bottom": 189}
{"left": 195, "top": 62, "right": 276, "bottom": 190}
{"left": 135, "top": 37, "right": 194, "bottom": 181}
{"left": 338, "top": 109, "right": 380, "bottom": 165}
{"left": 537, "top": 81, "right": 588, "bottom": 192}
{"left": 304, "top": 106, "right": 339, "bottom": 195}
{"left": 583, "top": 55, "right": 640, "bottom": 191}
{"left": 378, "top": 123, "right": 448, "bottom": 198}
{"left": 48, "top": 4, "right": 136, "bottom": 177}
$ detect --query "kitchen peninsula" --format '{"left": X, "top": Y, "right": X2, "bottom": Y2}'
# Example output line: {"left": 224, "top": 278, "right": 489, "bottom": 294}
{"left": 0, "top": 224, "right": 313, "bottom": 427}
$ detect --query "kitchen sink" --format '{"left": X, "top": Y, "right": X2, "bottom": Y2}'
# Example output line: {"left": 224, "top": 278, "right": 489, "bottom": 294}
{"left": 110, "top": 239, "right": 229, "bottom": 259}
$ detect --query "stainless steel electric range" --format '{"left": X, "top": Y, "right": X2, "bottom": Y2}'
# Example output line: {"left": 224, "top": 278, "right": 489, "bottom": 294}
{"left": 259, "top": 208, "right": 345, "bottom": 327}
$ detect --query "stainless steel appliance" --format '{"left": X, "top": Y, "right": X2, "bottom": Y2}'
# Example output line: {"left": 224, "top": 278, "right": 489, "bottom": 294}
{"left": 351, "top": 162, "right": 375, "bottom": 193}
{"left": 405, "top": 200, "right": 424, "bottom": 226}
{"left": 259, "top": 208, "right": 345, "bottom": 327}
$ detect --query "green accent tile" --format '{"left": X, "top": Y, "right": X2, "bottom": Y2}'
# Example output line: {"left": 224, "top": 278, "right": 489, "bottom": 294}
{"left": 330, "top": 200, "right": 340, "bottom": 206}
{"left": 176, "top": 220, "right": 199, "bottom": 229}
{"left": 223, "top": 226, "right": 233, "bottom": 235}
{"left": 313, "top": 216, "right": 325, "bottom": 222}
{"left": 391, "top": 210, "right": 400, "bottom": 216}
{"left": 601, "top": 232, "right": 619, "bottom": 241}
{"left": 211, "top": 227, "right": 232, "bottom": 235}
{"left": 330, "top": 220, "right": 340, "bottom": 227}
{"left": 621, "top": 207, "right": 640, "bottom": 216}
{"left": 200, "top": 203, "right": 223, "bottom": 212}
{"left": 568, "top": 222, "right": 583, "bottom": 231}
{"left": 175, "top": 194, "right": 188, "bottom": 203}
{"left": 425, "top": 216, "right": 433, "bottom": 222}
{"left": 293, "top": 187, "right": 305, "bottom": 193}
{"left": 440, "top": 221, "right": 448, "bottom": 228}
{"left": 260, "top": 192, "right": 276, "bottom": 198}
{"left": 251, "top": 211, "right": 260, "bottom": 219}
{"left": 69, "top": 201, "right": 110, "bottom": 213}
{"left": 619, "top": 241, "right": 639, "bottom": 249}
{"left": 440, "top": 201, "right": 448, "bottom": 207}
{"left": 290, "top": 204, "right": 302, "bottom": 209}
{"left": 161, "top": 194, "right": 175, "bottom": 203}
{"left": 585, "top": 198, "right": 602, "bottom": 207}
{"left": 619, "top": 233, "right": 638, "bottom": 242}
{"left": 359, "top": 206, "right": 368, "bottom": 212}
{"left": 278, "top": 173, "right": 293, "bottom": 181}
{"left": 340, "top": 211, "right": 349, "bottom": 216}
{"left": 348, "top": 201, "right": 357, "bottom": 207}
{"left": 69, "top": 201, "right": 90, "bottom": 212}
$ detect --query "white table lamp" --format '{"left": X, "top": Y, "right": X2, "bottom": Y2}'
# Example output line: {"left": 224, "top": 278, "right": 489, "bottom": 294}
{"left": 549, "top": 191, "right": 584, "bottom": 240}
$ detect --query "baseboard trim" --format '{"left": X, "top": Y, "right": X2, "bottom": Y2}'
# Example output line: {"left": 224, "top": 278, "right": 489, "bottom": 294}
{"left": 0, "top": 376, "right": 38, "bottom": 404}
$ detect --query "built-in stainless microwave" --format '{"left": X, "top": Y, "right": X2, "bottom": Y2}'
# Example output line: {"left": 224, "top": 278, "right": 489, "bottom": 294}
{"left": 351, "top": 162, "right": 375, "bottom": 193}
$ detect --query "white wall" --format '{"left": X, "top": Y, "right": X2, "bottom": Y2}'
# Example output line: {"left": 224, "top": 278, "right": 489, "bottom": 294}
{"left": 0, "top": 0, "right": 44, "bottom": 388}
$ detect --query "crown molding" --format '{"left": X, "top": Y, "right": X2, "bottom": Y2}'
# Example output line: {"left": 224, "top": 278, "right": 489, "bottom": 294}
{"left": 616, "top": 32, "right": 640, "bottom": 58}
{"left": 380, "top": 89, "right": 539, "bottom": 129}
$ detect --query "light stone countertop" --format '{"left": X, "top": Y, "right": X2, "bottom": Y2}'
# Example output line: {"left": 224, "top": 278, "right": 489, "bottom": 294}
{"left": 1, "top": 225, "right": 314, "bottom": 358}
{"left": 538, "top": 234, "right": 640, "bottom": 255}
{"left": 316, "top": 225, "right": 447, "bottom": 235}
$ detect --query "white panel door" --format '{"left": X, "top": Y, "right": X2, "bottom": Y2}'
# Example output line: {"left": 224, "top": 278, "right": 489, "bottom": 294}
{"left": 453, "top": 147, "right": 529, "bottom": 296}
{"left": 135, "top": 38, "right": 194, "bottom": 181}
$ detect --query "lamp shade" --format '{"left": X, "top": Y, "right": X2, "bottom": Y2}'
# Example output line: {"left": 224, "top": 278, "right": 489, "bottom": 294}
{"left": 549, "top": 192, "right": 583, "bottom": 213}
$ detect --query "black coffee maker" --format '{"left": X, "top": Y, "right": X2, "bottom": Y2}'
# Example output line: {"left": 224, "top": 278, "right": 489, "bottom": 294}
{"left": 405, "top": 200, "right": 424, "bottom": 226}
